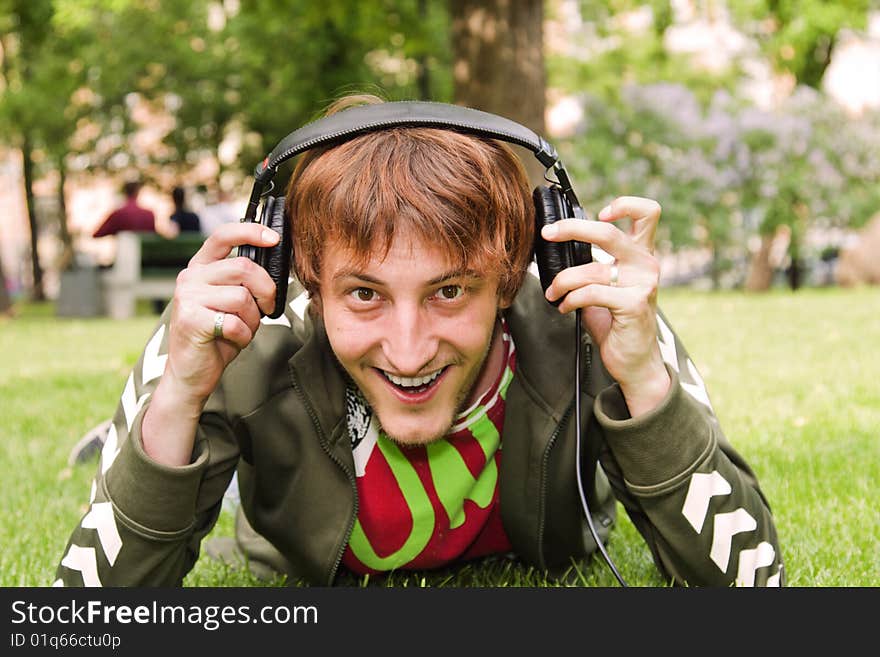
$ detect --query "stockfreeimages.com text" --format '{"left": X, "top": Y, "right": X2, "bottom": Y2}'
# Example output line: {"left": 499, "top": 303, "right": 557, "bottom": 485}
{"left": 11, "top": 599, "right": 317, "bottom": 631}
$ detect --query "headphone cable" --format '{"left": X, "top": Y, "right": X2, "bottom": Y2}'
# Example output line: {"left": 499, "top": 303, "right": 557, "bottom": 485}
{"left": 574, "top": 308, "right": 628, "bottom": 587}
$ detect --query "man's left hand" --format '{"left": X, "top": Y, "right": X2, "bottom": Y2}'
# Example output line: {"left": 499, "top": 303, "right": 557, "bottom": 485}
{"left": 541, "top": 195, "right": 671, "bottom": 418}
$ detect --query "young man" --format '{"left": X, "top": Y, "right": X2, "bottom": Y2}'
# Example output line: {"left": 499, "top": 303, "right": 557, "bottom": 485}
{"left": 92, "top": 180, "right": 156, "bottom": 238}
{"left": 56, "top": 99, "right": 783, "bottom": 587}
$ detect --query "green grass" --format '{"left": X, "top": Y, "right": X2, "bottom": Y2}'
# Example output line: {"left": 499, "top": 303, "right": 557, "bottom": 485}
{"left": 1, "top": 288, "right": 877, "bottom": 587}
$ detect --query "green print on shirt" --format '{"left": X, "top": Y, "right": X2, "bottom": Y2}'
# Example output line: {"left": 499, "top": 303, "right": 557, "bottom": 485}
{"left": 426, "top": 413, "right": 499, "bottom": 529}
{"left": 347, "top": 437, "right": 435, "bottom": 569}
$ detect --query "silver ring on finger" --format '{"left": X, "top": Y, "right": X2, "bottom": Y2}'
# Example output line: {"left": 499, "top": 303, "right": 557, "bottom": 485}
{"left": 213, "top": 312, "right": 226, "bottom": 340}
{"left": 609, "top": 261, "right": 620, "bottom": 287}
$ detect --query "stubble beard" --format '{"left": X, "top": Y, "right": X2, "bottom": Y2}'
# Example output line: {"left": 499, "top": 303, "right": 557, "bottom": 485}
{"left": 365, "top": 331, "right": 497, "bottom": 448}
{"left": 368, "top": 357, "right": 478, "bottom": 447}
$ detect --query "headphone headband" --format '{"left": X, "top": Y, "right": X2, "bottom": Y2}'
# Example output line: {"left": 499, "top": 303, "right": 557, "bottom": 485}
{"left": 255, "top": 101, "right": 561, "bottom": 181}
{"left": 245, "top": 100, "right": 579, "bottom": 222}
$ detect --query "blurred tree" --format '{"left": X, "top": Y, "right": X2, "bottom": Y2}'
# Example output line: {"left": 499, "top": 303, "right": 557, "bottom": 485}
{"left": 739, "top": 88, "right": 880, "bottom": 289}
{"left": 556, "top": 0, "right": 738, "bottom": 106}
{"left": 15, "top": 1, "right": 97, "bottom": 271}
{"left": 0, "top": 249, "right": 10, "bottom": 313}
{"left": 0, "top": 0, "right": 56, "bottom": 300}
{"left": 0, "top": 0, "right": 183, "bottom": 294}
{"left": 547, "top": 0, "right": 740, "bottom": 268}
{"left": 551, "top": 1, "right": 879, "bottom": 290}
{"left": 450, "top": 0, "right": 546, "bottom": 183}
{"left": 729, "top": 0, "right": 871, "bottom": 88}
{"left": 50, "top": 1, "right": 224, "bottom": 182}
{"left": 217, "top": 0, "right": 452, "bottom": 175}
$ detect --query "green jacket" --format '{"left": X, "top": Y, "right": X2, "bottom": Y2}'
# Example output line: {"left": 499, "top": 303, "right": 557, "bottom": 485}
{"left": 56, "top": 276, "right": 783, "bottom": 587}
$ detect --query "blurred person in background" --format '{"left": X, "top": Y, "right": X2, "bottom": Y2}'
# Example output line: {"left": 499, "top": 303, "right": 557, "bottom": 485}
{"left": 92, "top": 180, "right": 156, "bottom": 238}
{"left": 169, "top": 186, "right": 201, "bottom": 234}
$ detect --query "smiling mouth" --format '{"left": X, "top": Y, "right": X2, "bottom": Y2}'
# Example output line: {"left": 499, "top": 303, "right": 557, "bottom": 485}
{"left": 380, "top": 367, "right": 446, "bottom": 394}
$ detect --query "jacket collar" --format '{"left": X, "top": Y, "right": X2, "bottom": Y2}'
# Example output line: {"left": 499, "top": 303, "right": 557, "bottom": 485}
{"left": 506, "top": 274, "right": 585, "bottom": 414}
{"left": 287, "top": 313, "right": 349, "bottom": 450}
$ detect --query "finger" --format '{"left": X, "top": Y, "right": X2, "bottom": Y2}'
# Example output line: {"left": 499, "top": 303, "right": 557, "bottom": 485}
{"left": 173, "top": 297, "right": 255, "bottom": 351}
{"left": 204, "top": 308, "right": 254, "bottom": 350}
{"left": 204, "top": 285, "right": 263, "bottom": 338}
{"left": 556, "top": 282, "right": 633, "bottom": 315}
{"left": 545, "top": 261, "right": 624, "bottom": 303}
{"left": 541, "top": 218, "right": 641, "bottom": 263}
{"left": 202, "top": 257, "right": 278, "bottom": 316}
{"left": 182, "top": 281, "right": 263, "bottom": 336}
{"left": 597, "top": 196, "right": 661, "bottom": 252}
{"left": 178, "top": 256, "right": 277, "bottom": 316}
{"left": 189, "top": 222, "right": 281, "bottom": 266}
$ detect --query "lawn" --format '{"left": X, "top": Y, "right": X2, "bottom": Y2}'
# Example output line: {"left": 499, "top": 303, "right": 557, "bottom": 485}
{"left": 1, "top": 287, "right": 877, "bottom": 587}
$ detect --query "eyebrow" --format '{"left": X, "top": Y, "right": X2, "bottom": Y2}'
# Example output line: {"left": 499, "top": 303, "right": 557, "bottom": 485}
{"left": 332, "top": 268, "right": 482, "bottom": 287}
{"left": 428, "top": 269, "right": 482, "bottom": 286}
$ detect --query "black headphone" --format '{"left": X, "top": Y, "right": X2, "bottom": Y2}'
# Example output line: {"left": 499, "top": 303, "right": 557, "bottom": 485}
{"left": 239, "top": 100, "right": 591, "bottom": 319}
{"left": 239, "top": 101, "right": 628, "bottom": 586}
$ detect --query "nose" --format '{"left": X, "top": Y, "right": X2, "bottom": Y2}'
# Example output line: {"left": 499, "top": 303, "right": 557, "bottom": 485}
{"left": 381, "top": 302, "right": 438, "bottom": 375}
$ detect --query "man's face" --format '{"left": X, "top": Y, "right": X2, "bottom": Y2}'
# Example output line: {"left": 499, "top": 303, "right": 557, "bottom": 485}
{"left": 318, "top": 231, "right": 506, "bottom": 446}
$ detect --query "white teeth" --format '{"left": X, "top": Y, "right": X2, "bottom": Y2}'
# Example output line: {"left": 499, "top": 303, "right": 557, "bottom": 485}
{"left": 383, "top": 369, "right": 443, "bottom": 388}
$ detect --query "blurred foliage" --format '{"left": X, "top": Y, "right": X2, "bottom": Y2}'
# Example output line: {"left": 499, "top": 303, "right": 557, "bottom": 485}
{"left": 728, "top": 0, "right": 872, "bottom": 88}
{"left": 196, "top": 0, "right": 452, "bottom": 172}
{"left": 572, "top": 0, "right": 873, "bottom": 89}
{"left": 0, "top": 0, "right": 78, "bottom": 161}
{"left": 554, "top": 1, "right": 738, "bottom": 107}
{"left": 0, "top": 0, "right": 452, "bottom": 186}
{"left": 571, "top": 84, "right": 879, "bottom": 262}
{"left": 549, "top": 1, "right": 880, "bottom": 280}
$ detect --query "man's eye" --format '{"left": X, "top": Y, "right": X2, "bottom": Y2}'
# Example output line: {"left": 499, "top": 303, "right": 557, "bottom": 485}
{"left": 438, "top": 285, "right": 463, "bottom": 300}
{"left": 352, "top": 288, "right": 376, "bottom": 302}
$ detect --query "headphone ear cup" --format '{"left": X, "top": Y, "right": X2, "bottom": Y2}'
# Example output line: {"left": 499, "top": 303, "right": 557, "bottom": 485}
{"left": 532, "top": 186, "right": 592, "bottom": 307}
{"left": 533, "top": 186, "right": 570, "bottom": 306}
{"left": 262, "top": 196, "right": 292, "bottom": 319}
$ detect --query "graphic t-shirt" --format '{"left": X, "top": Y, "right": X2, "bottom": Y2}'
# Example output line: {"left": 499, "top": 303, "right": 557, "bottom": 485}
{"left": 341, "top": 321, "right": 516, "bottom": 575}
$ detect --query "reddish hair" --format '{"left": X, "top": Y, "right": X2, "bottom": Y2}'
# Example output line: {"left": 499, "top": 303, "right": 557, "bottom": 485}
{"left": 285, "top": 96, "right": 535, "bottom": 307}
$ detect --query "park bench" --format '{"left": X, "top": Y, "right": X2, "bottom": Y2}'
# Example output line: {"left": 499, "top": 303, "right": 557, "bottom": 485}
{"left": 101, "top": 231, "right": 205, "bottom": 319}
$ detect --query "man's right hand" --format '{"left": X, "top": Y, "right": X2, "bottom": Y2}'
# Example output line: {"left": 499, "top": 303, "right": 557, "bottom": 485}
{"left": 142, "top": 223, "right": 280, "bottom": 466}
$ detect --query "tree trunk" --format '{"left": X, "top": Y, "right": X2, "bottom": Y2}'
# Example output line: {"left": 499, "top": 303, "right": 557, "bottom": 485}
{"left": 21, "top": 134, "right": 45, "bottom": 301}
{"left": 55, "top": 156, "right": 75, "bottom": 271}
{"left": 710, "top": 244, "right": 721, "bottom": 290}
{"left": 450, "top": 0, "right": 546, "bottom": 185}
{"left": 0, "top": 250, "right": 11, "bottom": 315}
{"left": 787, "top": 258, "right": 802, "bottom": 291}
{"left": 745, "top": 233, "right": 774, "bottom": 291}
{"left": 0, "top": 42, "right": 10, "bottom": 317}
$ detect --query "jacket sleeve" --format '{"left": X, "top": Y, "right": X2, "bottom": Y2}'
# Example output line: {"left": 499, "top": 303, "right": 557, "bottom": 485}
{"left": 593, "top": 310, "right": 784, "bottom": 587}
{"left": 53, "top": 315, "right": 239, "bottom": 587}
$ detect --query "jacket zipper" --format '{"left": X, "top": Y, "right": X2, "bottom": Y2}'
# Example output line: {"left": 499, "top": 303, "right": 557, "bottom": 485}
{"left": 538, "top": 403, "right": 573, "bottom": 569}
{"left": 289, "top": 371, "right": 358, "bottom": 585}
{"left": 537, "top": 342, "right": 591, "bottom": 568}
